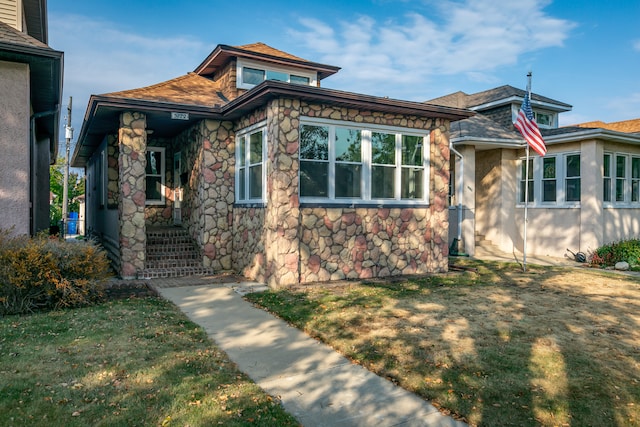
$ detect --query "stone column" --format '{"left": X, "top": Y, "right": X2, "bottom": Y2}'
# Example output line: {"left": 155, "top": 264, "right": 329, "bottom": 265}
{"left": 429, "top": 119, "right": 450, "bottom": 272}
{"left": 118, "top": 112, "right": 147, "bottom": 279}
{"left": 199, "top": 119, "right": 235, "bottom": 271}
{"left": 264, "top": 98, "right": 301, "bottom": 287}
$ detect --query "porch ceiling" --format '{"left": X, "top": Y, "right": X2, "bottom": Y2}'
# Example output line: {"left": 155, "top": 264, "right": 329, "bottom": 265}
{"left": 71, "top": 96, "right": 221, "bottom": 167}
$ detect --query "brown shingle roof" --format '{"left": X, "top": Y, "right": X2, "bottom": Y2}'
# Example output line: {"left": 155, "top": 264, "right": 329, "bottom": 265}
{"left": 234, "top": 42, "right": 309, "bottom": 63}
{"left": 103, "top": 73, "right": 227, "bottom": 107}
{"left": 194, "top": 42, "right": 340, "bottom": 81}
{"left": 428, "top": 85, "right": 572, "bottom": 110}
{"left": 574, "top": 118, "right": 640, "bottom": 134}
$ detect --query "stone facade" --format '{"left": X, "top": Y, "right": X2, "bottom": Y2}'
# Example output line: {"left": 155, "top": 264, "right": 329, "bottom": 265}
{"left": 180, "top": 120, "right": 235, "bottom": 271}
{"left": 118, "top": 112, "right": 147, "bottom": 279}
{"left": 229, "top": 98, "right": 451, "bottom": 287}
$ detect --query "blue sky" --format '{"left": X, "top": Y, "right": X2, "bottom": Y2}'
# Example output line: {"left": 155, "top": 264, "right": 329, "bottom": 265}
{"left": 48, "top": 0, "right": 640, "bottom": 143}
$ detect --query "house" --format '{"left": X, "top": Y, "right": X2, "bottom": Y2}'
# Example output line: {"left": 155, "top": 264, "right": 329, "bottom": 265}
{"left": 71, "top": 42, "right": 472, "bottom": 284}
{"left": 0, "top": 0, "right": 63, "bottom": 236}
{"left": 428, "top": 86, "right": 640, "bottom": 259}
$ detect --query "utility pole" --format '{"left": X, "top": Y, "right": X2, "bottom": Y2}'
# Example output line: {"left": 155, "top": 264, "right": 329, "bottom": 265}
{"left": 62, "top": 96, "right": 72, "bottom": 237}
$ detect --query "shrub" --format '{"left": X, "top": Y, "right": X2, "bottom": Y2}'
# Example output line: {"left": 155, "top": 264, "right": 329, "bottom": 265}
{"left": 0, "top": 229, "right": 112, "bottom": 315}
{"left": 590, "top": 238, "right": 640, "bottom": 268}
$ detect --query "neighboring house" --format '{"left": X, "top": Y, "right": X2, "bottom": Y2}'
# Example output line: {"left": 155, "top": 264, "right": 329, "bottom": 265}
{"left": 71, "top": 42, "right": 472, "bottom": 284}
{"left": 428, "top": 86, "right": 640, "bottom": 259}
{"left": 0, "top": 0, "right": 63, "bottom": 236}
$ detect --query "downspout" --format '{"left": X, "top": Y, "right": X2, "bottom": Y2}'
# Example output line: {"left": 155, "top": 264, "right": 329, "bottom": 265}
{"left": 30, "top": 105, "right": 60, "bottom": 235}
{"left": 449, "top": 141, "right": 467, "bottom": 256}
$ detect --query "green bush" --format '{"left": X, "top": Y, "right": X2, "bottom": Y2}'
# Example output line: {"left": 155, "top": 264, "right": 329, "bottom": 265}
{"left": 0, "top": 229, "right": 112, "bottom": 315}
{"left": 590, "top": 238, "right": 640, "bottom": 268}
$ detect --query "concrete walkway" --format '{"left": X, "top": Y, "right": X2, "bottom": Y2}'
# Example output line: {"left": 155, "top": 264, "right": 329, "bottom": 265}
{"left": 152, "top": 277, "right": 466, "bottom": 427}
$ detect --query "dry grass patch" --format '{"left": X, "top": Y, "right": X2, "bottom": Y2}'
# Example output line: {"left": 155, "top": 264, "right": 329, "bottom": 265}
{"left": 0, "top": 297, "right": 299, "bottom": 426}
{"left": 247, "top": 260, "right": 640, "bottom": 426}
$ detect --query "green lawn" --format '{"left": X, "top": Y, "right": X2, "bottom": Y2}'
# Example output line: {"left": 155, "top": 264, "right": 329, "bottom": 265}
{"left": 247, "top": 260, "right": 640, "bottom": 426}
{"left": 0, "top": 297, "right": 299, "bottom": 427}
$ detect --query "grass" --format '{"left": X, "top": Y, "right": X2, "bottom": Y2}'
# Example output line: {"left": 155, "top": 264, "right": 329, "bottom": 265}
{"left": 0, "top": 296, "right": 299, "bottom": 427}
{"left": 247, "top": 260, "right": 640, "bottom": 426}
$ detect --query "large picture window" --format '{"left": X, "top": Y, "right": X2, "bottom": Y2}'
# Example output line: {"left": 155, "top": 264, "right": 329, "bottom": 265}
{"left": 146, "top": 147, "right": 165, "bottom": 205}
{"left": 236, "top": 124, "right": 266, "bottom": 203}
{"left": 299, "top": 119, "right": 429, "bottom": 204}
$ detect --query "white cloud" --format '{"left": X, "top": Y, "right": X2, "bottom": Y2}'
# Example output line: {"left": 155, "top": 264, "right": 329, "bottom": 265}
{"left": 290, "top": 0, "right": 575, "bottom": 96}
{"left": 605, "top": 92, "right": 640, "bottom": 120}
{"left": 634, "top": 40, "right": 640, "bottom": 52}
{"left": 49, "top": 13, "right": 208, "bottom": 136}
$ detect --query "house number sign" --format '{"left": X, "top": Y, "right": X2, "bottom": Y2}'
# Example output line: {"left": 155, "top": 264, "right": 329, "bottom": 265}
{"left": 171, "top": 112, "right": 189, "bottom": 120}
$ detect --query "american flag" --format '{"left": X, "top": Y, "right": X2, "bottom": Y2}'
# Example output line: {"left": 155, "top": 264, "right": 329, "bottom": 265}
{"left": 514, "top": 92, "right": 546, "bottom": 156}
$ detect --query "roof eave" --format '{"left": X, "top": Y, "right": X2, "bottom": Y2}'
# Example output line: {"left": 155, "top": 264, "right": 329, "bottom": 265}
{"left": 72, "top": 95, "right": 223, "bottom": 167}
{"left": 194, "top": 44, "right": 341, "bottom": 80}
{"left": 545, "top": 129, "right": 640, "bottom": 145}
{"left": 222, "top": 80, "right": 474, "bottom": 121}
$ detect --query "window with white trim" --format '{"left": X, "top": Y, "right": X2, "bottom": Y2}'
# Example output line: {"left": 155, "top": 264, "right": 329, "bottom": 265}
{"left": 146, "top": 147, "right": 165, "bottom": 205}
{"left": 299, "top": 118, "right": 429, "bottom": 204}
{"left": 518, "top": 153, "right": 580, "bottom": 205}
{"left": 565, "top": 154, "right": 581, "bottom": 202}
{"left": 237, "top": 58, "right": 316, "bottom": 90}
{"left": 542, "top": 156, "right": 556, "bottom": 202}
{"left": 604, "top": 152, "right": 640, "bottom": 205}
{"left": 519, "top": 158, "right": 534, "bottom": 203}
{"left": 236, "top": 124, "right": 266, "bottom": 203}
{"left": 603, "top": 153, "right": 612, "bottom": 202}
{"left": 616, "top": 155, "right": 626, "bottom": 202}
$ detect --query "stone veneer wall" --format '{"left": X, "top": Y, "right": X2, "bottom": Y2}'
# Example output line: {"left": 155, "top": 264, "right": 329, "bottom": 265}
{"left": 106, "top": 134, "right": 119, "bottom": 209}
{"left": 212, "top": 59, "right": 243, "bottom": 102}
{"left": 237, "top": 98, "right": 451, "bottom": 286}
{"left": 118, "top": 112, "right": 147, "bottom": 278}
{"left": 299, "top": 207, "right": 447, "bottom": 282}
{"left": 232, "top": 207, "right": 266, "bottom": 281}
{"left": 180, "top": 120, "right": 235, "bottom": 270}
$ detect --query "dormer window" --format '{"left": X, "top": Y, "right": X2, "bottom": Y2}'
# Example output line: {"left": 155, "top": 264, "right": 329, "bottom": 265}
{"left": 237, "top": 58, "right": 316, "bottom": 90}
{"left": 534, "top": 111, "right": 554, "bottom": 128}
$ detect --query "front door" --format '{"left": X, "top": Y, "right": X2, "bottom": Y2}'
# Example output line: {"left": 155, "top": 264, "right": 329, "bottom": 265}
{"left": 173, "top": 152, "right": 182, "bottom": 225}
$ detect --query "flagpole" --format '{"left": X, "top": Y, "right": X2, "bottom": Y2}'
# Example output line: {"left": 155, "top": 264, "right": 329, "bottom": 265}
{"left": 523, "top": 72, "right": 532, "bottom": 272}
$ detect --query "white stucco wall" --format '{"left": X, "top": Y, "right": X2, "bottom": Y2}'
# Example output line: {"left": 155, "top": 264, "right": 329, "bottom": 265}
{"left": 0, "top": 60, "right": 30, "bottom": 235}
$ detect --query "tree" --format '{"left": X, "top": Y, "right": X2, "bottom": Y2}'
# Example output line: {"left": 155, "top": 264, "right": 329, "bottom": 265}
{"left": 49, "top": 158, "right": 84, "bottom": 226}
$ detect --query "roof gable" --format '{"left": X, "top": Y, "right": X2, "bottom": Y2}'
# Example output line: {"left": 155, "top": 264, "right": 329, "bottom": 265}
{"left": 428, "top": 85, "right": 572, "bottom": 112}
{"left": 194, "top": 42, "right": 340, "bottom": 80}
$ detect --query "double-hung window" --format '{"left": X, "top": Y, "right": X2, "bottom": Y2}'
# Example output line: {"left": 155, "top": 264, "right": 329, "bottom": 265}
{"left": 334, "top": 127, "right": 362, "bottom": 198}
{"left": 519, "top": 158, "right": 534, "bottom": 203}
{"left": 616, "top": 155, "right": 626, "bottom": 202}
{"left": 299, "top": 119, "right": 429, "bottom": 204}
{"left": 542, "top": 156, "right": 556, "bottom": 202}
{"left": 236, "top": 124, "right": 266, "bottom": 203}
{"left": 632, "top": 158, "right": 640, "bottom": 202}
{"left": 146, "top": 147, "right": 165, "bottom": 205}
{"left": 565, "top": 154, "right": 581, "bottom": 202}
{"left": 603, "top": 153, "right": 612, "bottom": 202}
